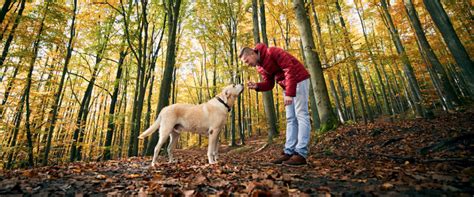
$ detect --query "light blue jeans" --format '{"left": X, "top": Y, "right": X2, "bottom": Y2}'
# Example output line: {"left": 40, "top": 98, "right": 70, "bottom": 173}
{"left": 283, "top": 79, "right": 311, "bottom": 158}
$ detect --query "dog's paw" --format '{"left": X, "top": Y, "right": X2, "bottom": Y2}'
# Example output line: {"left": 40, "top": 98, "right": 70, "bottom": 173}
{"left": 149, "top": 163, "right": 158, "bottom": 169}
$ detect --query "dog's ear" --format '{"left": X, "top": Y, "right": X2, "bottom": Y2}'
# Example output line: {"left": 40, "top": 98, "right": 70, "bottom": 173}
{"left": 219, "top": 90, "right": 228, "bottom": 103}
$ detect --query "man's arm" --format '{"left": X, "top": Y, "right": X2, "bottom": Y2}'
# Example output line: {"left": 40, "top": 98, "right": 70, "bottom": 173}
{"left": 255, "top": 67, "right": 275, "bottom": 91}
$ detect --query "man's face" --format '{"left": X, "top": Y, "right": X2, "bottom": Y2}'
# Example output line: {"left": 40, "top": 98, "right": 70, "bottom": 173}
{"left": 241, "top": 53, "right": 258, "bottom": 67}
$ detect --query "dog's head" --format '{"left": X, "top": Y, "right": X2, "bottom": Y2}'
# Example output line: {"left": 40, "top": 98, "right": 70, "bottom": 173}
{"left": 218, "top": 84, "right": 244, "bottom": 107}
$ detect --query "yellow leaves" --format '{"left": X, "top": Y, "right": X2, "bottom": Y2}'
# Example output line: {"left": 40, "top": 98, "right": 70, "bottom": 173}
{"left": 381, "top": 182, "right": 394, "bottom": 189}
{"left": 193, "top": 173, "right": 207, "bottom": 184}
{"left": 88, "top": 0, "right": 121, "bottom": 6}
{"left": 124, "top": 173, "right": 141, "bottom": 179}
{"left": 68, "top": 165, "right": 83, "bottom": 174}
{"left": 22, "top": 170, "right": 37, "bottom": 178}
{"left": 72, "top": 168, "right": 82, "bottom": 174}
{"left": 105, "top": 177, "right": 117, "bottom": 183}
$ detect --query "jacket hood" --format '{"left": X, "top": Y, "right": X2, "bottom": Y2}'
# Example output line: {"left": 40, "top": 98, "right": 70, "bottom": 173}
{"left": 254, "top": 43, "right": 268, "bottom": 65}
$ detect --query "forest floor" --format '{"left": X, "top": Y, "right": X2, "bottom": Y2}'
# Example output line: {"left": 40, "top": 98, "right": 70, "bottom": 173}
{"left": 0, "top": 108, "right": 473, "bottom": 196}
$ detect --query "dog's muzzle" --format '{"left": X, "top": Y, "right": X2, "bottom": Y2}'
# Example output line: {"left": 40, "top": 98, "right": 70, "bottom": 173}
{"left": 238, "top": 84, "right": 244, "bottom": 94}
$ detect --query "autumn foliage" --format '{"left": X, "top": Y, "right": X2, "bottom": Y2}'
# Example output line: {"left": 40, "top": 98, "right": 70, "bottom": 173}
{"left": 0, "top": 0, "right": 473, "bottom": 195}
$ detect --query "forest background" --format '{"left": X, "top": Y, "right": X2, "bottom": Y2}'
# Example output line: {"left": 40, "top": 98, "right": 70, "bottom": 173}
{"left": 0, "top": 0, "right": 472, "bottom": 170}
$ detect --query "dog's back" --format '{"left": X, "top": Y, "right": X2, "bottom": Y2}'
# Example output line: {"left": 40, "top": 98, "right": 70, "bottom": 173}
{"left": 137, "top": 103, "right": 205, "bottom": 139}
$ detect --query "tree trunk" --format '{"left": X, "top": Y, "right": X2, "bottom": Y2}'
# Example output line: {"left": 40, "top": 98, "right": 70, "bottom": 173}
{"left": 125, "top": 0, "right": 165, "bottom": 156}
{"left": 104, "top": 47, "right": 128, "bottom": 160}
{"left": 324, "top": 2, "right": 338, "bottom": 66}
{"left": 141, "top": 14, "right": 167, "bottom": 156}
{"left": 146, "top": 0, "right": 181, "bottom": 154}
{"left": 394, "top": 65, "right": 415, "bottom": 114}
{"left": 423, "top": 0, "right": 474, "bottom": 96}
{"left": 22, "top": 32, "right": 37, "bottom": 169}
{"left": 259, "top": 0, "right": 268, "bottom": 45}
{"left": 117, "top": 68, "right": 129, "bottom": 158}
{"left": 404, "top": 0, "right": 460, "bottom": 110}
{"left": 0, "top": 62, "right": 20, "bottom": 118}
{"left": 0, "top": 0, "right": 25, "bottom": 81}
{"left": 308, "top": 81, "right": 320, "bottom": 130}
{"left": 368, "top": 74, "right": 382, "bottom": 115}
{"left": 70, "top": 65, "right": 99, "bottom": 161}
{"left": 336, "top": 74, "right": 348, "bottom": 120}
{"left": 445, "top": 61, "right": 469, "bottom": 98}
{"left": 246, "top": 84, "right": 254, "bottom": 135}
{"left": 127, "top": 1, "right": 147, "bottom": 157}
{"left": 7, "top": 103, "right": 23, "bottom": 169}
{"left": 41, "top": 0, "right": 61, "bottom": 166}
{"left": 330, "top": 78, "right": 345, "bottom": 123}
{"left": 335, "top": 0, "right": 373, "bottom": 123}
{"left": 234, "top": 28, "right": 245, "bottom": 145}
{"left": 6, "top": 0, "right": 46, "bottom": 168}
{"left": 251, "top": 0, "right": 260, "bottom": 43}
{"left": 347, "top": 67, "right": 357, "bottom": 121}
{"left": 141, "top": 75, "right": 155, "bottom": 156}
{"left": 71, "top": 11, "right": 112, "bottom": 161}
{"left": 390, "top": 64, "right": 408, "bottom": 112}
{"left": 309, "top": 0, "right": 328, "bottom": 66}
{"left": 354, "top": 0, "right": 391, "bottom": 117}
{"left": 354, "top": 70, "right": 367, "bottom": 124}
{"left": 171, "top": 66, "right": 177, "bottom": 104}
{"left": 299, "top": 40, "right": 320, "bottom": 130}
{"left": 230, "top": 108, "right": 236, "bottom": 146}
{"left": 293, "top": 0, "right": 338, "bottom": 131}
{"left": 0, "top": 0, "right": 13, "bottom": 25}
{"left": 380, "top": 0, "right": 424, "bottom": 117}
{"left": 257, "top": 0, "right": 278, "bottom": 141}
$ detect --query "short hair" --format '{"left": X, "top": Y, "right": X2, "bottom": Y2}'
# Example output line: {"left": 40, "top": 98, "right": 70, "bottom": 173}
{"left": 239, "top": 47, "right": 256, "bottom": 58}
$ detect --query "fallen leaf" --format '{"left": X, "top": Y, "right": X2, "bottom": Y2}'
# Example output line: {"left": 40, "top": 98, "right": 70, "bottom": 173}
{"left": 184, "top": 190, "right": 195, "bottom": 197}
{"left": 125, "top": 173, "right": 141, "bottom": 179}
{"left": 194, "top": 174, "right": 207, "bottom": 184}
{"left": 442, "top": 184, "right": 460, "bottom": 192}
{"left": 431, "top": 174, "right": 455, "bottom": 182}
{"left": 382, "top": 183, "right": 393, "bottom": 189}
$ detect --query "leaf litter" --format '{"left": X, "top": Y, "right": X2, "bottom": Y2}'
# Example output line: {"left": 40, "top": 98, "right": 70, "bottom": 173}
{"left": 0, "top": 109, "right": 473, "bottom": 196}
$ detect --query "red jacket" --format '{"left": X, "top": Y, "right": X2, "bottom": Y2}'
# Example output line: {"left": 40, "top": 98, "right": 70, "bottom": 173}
{"left": 254, "top": 43, "right": 310, "bottom": 97}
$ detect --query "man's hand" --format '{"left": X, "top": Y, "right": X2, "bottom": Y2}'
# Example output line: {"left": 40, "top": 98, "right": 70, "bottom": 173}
{"left": 284, "top": 96, "right": 293, "bottom": 106}
{"left": 247, "top": 82, "right": 257, "bottom": 90}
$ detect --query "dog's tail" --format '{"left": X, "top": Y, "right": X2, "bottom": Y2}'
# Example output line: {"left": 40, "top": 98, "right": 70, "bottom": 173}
{"left": 138, "top": 114, "right": 161, "bottom": 139}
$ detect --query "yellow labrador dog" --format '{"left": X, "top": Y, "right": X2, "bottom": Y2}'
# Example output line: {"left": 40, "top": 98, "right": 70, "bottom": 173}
{"left": 138, "top": 84, "right": 244, "bottom": 166}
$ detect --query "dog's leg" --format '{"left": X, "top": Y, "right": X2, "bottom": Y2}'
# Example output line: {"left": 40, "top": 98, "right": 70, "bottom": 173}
{"left": 207, "top": 129, "right": 219, "bottom": 164}
{"left": 167, "top": 131, "right": 180, "bottom": 163}
{"left": 151, "top": 125, "right": 172, "bottom": 167}
{"left": 212, "top": 131, "right": 220, "bottom": 162}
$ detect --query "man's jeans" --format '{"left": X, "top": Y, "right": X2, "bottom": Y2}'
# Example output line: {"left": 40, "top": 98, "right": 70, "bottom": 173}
{"left": 283, "top": 79, "right": 311, "bottom": 158}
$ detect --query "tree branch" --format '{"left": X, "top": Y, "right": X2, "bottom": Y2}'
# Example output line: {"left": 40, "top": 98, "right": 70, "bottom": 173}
{"left": 67, "top": 71, "right": 113, "bottom": 97}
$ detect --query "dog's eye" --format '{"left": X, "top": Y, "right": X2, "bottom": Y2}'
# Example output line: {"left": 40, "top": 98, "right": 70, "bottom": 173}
{"left": 232, "top": 84, "right": 235, "bottom": 87}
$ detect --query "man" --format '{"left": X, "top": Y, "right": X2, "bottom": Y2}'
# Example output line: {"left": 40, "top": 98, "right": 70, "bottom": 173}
{"left": 239, "top": 43, "right": 311, "bottom": 166}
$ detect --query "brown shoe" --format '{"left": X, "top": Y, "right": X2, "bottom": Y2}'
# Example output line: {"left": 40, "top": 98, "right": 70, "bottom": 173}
{"left": 271, "top": 153, "right": 292, "bottom": 164}
{"left": 282, "top": 154, "right": 307, "bottom": 166}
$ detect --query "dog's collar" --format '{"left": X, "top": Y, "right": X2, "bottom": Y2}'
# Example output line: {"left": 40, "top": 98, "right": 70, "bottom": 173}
{"left": 215, "top": 96, "right": 231, "bottom": 112}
